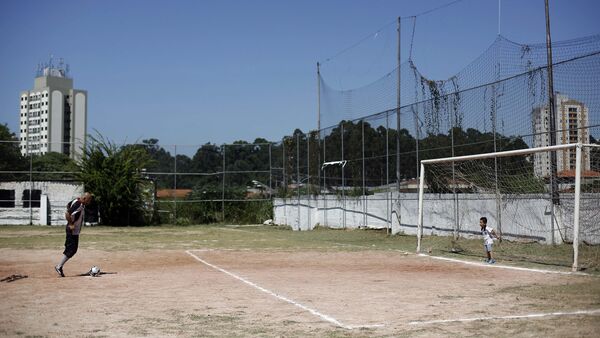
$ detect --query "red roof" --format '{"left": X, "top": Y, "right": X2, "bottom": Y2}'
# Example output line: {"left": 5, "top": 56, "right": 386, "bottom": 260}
{"left": 156, "top": 189, "right": 192, "bottom": 199}
{"left": 557, "top": 170, "right": 600, "bottom": 178}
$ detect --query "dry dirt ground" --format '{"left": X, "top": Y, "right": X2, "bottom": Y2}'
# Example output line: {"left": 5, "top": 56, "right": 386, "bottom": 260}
{"left": 0, "top": 248, "right": 599, "bottom": 337}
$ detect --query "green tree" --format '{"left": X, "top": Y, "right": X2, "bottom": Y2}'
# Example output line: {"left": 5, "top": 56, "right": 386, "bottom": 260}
{"left": 31, "top": 152, "right": 79, "bottom": 181}
{"left": 136, "top": 138, "right": 175, "bottom": 189}
{"left": 78, "top": 134, "right": 154, "bottom": 225}
{"left": 0, "top": 123, "right": 27, "bottom": 180}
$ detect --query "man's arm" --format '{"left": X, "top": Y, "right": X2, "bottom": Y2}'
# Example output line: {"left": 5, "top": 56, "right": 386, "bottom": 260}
{"left": 65, "top": 211, "right": 73, "bottom": 223}
{"left": 65, "top": 200, "right": 81, "bottom": 229}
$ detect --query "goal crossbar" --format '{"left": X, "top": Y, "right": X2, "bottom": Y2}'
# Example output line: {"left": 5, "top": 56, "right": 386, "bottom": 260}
{"left": 420, "top": 143, "right": 597, "bottom": 165}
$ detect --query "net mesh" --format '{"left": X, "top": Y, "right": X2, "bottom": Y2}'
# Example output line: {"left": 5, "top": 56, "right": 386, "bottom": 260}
{"left": 422, "top": 146, "right": 600, "bottom": 245}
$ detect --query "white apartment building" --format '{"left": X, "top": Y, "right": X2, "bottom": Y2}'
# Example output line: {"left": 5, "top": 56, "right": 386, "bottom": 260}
{"left": 19, "top": 59, "right": 87, "bottom": 161}
{"left": 532, "top": 93, "right": 590, "bottom": 178}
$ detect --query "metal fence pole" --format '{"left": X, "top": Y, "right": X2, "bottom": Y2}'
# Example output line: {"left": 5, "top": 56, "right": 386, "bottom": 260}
{"left": 29, "top": 152, "right": 33, "bottom": 225}
{"left": 297, "top": 133, "right": 300, "bottom": 230}
{"left": 269, "top": 143, "right": 272, "bottom": 200}
{"left": 362, "top": 119, "right": 367, "bottom": 228}
{"left": 341, "top": 123, "right": 346, "bottom": 229}
{"left": 323, "top": 136, "right": 327, "bottom": 227}
{"left": 174, "top": 145, "right": 177, "bottom": 222}
{"left": 222, "top": 144, "right": 225, "bottom": 222}
{"left": 386, "top": 113, "right": 391, "bottom": 234}
{"left": 307, "top": 132, "right": 311, "bottom": 229}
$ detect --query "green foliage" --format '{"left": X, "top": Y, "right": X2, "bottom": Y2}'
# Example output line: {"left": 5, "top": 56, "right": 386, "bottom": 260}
{"left": 32, "top": 152, "right": 79, "bottom": 181}
{"left": 174, "top": 217, "right": 192, "bottom": 226}
{"left": 156, "top": 182, "right": 273, "bottom": 225}
{"left": 0, "top": 123, "right": 27, "bottom": 180}
{"left": 78, "top": 133, "right": 154, "bottom": 226}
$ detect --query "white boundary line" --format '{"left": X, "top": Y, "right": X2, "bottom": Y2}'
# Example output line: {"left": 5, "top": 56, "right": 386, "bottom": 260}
{"left": 185, "top": 250, "right": 384, "bottom": 330}
{"left": 334, "top": 244, "right": 593, "bottom": 276}
{"left": 409, "top": 309, "right": 600, "bottom": 325}
{"left": 418, "top": 253, "right": 594, "bottom": 276}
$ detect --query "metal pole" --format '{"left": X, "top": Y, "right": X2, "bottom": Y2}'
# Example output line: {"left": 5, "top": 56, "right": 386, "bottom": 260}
{"left": 317, "top": 63, "right": 322, "bottom": 204}
{"left": 498, "top": 0, "right": 501, "bottom": 35}
{"left": 572, "top": 143, "right": 582, "bottom": 271}
{"left": 307, "top": 132, "right": 311, "bottom": 229}
{"left": 492, "top": 81, "right": 503, "bottom": 236}
{"left": 26, "top": 98, "right": 33, "bottom": 225}
{"left": 451, "top": 107, "right": 458, "bottom": 240}
{"left": 317, "top": 63, "right": 321, "bottom": 136}
{"left": 282, "top": 139, "right": 286, "bottom": 193}
{"left": 386, "top": 113, "right": 391, "bottom": 234}
{"left": 545, "top": 0, "right": 559, "bottom": 206}
{"left": 174, "top": 145, "right": 177, "bottom": 222}
{"left": 222, "top": 145, "right": 225, "bottom": 222}
{"left": 323, "top": 136, "right": 327, "bottom": 227}
{"left": 282, "top": 138, "right": 286, "bottom": 221}
{"left": 297, "top": 133, "right": 301, "bottom": 230}
{"left": 29, "top": 152, "right": 33, "bottom": 225}
{"left": 414, "top": 107, "right": 420, "bottom": 183}
{"left": 362, "top": 120, "right": 367, "bottom": 228}
{"left": 269, "top": 143, "right": 272, "bottom": 200}
{"left": 341, "top": 123, "right": 346, "bottom": 229}
{"left": 396, "top": 16, "right": 402, "bottom": 227}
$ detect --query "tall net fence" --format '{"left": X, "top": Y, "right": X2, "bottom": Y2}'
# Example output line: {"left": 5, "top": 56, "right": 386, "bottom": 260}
{"left": 271, "top": 34, "right": 600, "bottom": 245}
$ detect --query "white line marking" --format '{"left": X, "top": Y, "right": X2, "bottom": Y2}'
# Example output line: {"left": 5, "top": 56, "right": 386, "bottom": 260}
{"left": 409, "top": 309, "right": 600, "bottom": 325}
{"left": 418, "top": 253, "right": 594, "bottom": 276}
{"left": 185, "top": 250, "right": 383, "bottom": 330}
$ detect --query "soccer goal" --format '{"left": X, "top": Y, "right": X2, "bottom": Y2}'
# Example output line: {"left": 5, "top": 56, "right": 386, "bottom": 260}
{"left": 416, "top": 143, "right": 600, "bottom": 271}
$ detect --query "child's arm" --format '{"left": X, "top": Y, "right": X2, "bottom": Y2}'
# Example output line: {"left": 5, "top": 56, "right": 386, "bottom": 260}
{"left": 491, "top": 229, "right": 502, "bottom": 242}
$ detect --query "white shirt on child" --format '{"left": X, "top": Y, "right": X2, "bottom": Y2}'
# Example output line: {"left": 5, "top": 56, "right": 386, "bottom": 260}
{"left": 481, "top": 227, "right": 494, "bottom": 245}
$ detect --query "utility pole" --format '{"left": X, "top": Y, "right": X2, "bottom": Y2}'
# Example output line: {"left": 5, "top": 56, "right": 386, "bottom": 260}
{"left": 545, "top": 0, "right": 559, "bottom": 208}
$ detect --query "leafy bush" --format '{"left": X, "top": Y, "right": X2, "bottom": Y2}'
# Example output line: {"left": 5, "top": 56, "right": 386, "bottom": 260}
{"left": 78, "top": 133, "right": 154, "bottom": 226}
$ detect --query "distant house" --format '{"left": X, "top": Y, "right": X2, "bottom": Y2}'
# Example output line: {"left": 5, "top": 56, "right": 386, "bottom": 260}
{"left": 0, "top": 181, "right": 84, "bottom": 225}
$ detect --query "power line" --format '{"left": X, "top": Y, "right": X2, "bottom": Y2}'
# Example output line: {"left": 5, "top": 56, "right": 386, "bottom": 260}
{"left": 319, "top": 0, "right": 467, "bottom": 64}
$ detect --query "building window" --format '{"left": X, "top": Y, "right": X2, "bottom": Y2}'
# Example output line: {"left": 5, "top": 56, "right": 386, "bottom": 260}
{"left": 0, "top": 190, "right": 16, "bottom": 208}
{"left": 22, "top": 189, "right": 41, "bottom": 208}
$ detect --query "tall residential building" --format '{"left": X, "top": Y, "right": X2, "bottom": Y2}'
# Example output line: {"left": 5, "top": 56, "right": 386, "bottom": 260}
{"left": 19, "top": 59, "right": 87, "bottom": 161}
{"left": 532, "top": 93, "right": 590, "bottom": 178}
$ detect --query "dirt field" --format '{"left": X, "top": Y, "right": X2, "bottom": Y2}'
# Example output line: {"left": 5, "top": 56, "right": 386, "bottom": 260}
{"left": 1, "top": 247, "right": 599, "bottom": 337}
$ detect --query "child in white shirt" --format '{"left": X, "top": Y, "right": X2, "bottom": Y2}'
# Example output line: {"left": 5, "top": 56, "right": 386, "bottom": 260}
{"left": 480, "top": 216, "right": 501, "bottom": 264}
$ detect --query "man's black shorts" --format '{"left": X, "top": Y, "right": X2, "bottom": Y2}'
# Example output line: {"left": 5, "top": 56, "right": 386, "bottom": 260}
{"left": 63, "top": 230, "right": 79, "bottom": 258}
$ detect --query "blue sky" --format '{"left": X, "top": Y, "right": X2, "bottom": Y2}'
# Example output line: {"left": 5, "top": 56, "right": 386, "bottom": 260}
{"left": 1, "top": 0, "right": 598, "bottom": 151}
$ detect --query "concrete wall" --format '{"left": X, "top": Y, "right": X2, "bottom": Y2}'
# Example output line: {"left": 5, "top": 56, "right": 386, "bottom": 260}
{"left": 0, "top": 181, "right": 83, "bottom": 225}
{"left": 274, "top": 192, "right": 600, "bottom": 245}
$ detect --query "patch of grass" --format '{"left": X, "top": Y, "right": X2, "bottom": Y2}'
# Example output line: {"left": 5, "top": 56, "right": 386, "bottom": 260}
{"left": 420, "top": 234, "right": 600, "bottom": 273}
{"left": 499, "top": 281, "right": 600, "bottom": 310}
{"left": 0, "top": 224, "right": 598, "bottom": 274}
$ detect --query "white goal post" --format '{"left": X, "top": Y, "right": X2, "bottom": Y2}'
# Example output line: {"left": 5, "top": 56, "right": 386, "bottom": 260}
{"left": 416, "top": 142, "right": 600, "bottom": 271}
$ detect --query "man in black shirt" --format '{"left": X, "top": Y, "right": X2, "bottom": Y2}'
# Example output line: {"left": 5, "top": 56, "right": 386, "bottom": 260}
{"left": 55, "top": 192, "right": 93, "bottom": 277}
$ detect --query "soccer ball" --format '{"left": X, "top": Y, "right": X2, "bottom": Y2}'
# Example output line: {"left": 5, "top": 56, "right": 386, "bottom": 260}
{"left": 90, "top": 265, "right": 100, "bottom": 277}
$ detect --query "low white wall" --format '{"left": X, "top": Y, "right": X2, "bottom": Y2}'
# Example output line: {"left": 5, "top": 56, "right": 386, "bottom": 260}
{"left": 0, "top": 182, "right": 83, "bottom": 225}
{"left": 274, "top": 193, "right": 600, "bottom": 244}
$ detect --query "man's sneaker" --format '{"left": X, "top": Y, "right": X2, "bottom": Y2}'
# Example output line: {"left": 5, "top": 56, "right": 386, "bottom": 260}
{"left": 55, "top": 265, "right": 64, "bottom": 277}
{"left": 483, "top": 258, "right": 490, "bottom": 263}
{"left": 488, "top": 259, "right": 496, "bottom": 264}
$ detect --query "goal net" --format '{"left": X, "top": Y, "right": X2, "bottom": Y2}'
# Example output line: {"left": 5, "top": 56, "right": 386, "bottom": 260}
{"left": 416, "top": 143, "right": 600, "bottom": 271}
